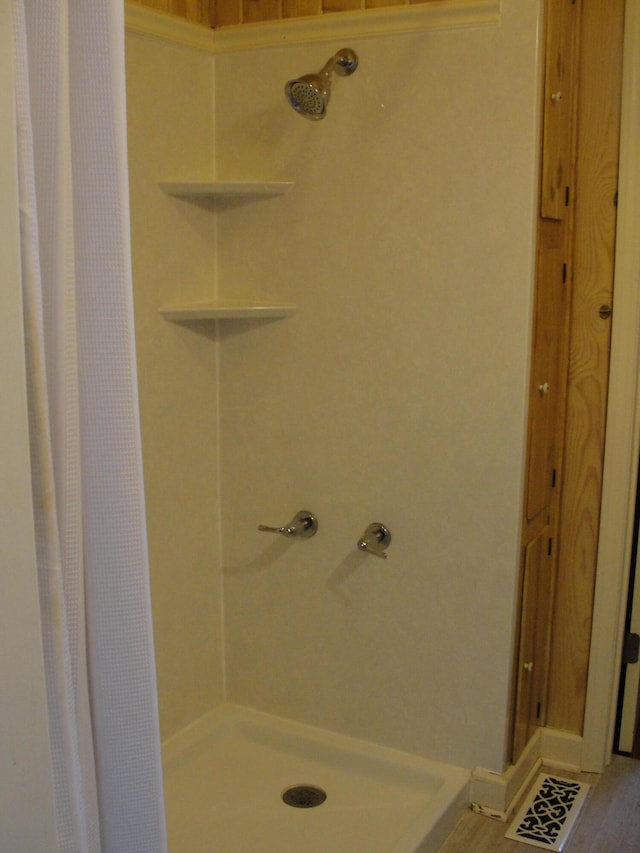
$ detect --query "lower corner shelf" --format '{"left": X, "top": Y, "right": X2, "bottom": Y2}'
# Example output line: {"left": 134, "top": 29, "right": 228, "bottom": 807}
{"left": 159, "top": 298, "right": 296, "bottom": 321}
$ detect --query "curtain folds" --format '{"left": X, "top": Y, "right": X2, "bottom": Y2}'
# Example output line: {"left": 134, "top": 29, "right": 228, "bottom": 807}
{"left": 12, "top": 2, "right": 167, "bottom": 850}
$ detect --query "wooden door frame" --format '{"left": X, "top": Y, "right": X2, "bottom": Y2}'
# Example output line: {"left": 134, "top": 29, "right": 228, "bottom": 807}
{"left": 582, "top": 0, "right": 640, "bottom": 773}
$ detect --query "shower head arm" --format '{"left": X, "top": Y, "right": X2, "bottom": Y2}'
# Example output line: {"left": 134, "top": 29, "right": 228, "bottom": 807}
{"left": 320, "top": 48, "right": 358, "bottom": 79}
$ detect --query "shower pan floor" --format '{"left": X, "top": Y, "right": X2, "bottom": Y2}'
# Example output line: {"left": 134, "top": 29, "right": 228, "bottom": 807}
{"left": 162, "top": 704, "right": 469, "bottom": 853}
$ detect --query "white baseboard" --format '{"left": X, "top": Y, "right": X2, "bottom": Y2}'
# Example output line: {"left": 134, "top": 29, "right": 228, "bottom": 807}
{"left": 470, "top": 728, "right": 585, "bottom": 820}
{"left": 540, "top": 727, "right": 583, "bottom": 772}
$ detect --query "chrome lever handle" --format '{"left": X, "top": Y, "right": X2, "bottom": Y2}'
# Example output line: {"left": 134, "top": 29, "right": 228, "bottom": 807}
{"left": 258, "top": 511, "right": 318, "bottom": 539}
{"left": 358, "top": 539, "right": 387, "bottom": 558}
{"left": 258, "top": 524, "right": 292, "bottom": 535}
{"left": 357, "top": 523, "right": 391, "bottom": 559}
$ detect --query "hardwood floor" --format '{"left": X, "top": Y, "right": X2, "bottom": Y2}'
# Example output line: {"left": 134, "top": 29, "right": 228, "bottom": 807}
{"left": 439, "top": 755, "right": 640, "bottom": 852}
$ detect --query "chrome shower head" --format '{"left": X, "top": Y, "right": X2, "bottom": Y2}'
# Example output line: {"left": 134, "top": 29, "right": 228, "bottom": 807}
{"left": 285, "top": 48, "right": 358, "bottom": 120}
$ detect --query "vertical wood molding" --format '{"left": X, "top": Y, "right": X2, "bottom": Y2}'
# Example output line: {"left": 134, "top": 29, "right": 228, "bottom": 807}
{"left": 510, "top": 0, "right": 574, "bottom": 766}
{"left": 539, "top": 0, "right": 576, "bottom": 220}
{"left": 546, "top": 0, "right": 625, "bottom": 734}
{"left": 581, "top": 0, "right": 640, "bottom": 772}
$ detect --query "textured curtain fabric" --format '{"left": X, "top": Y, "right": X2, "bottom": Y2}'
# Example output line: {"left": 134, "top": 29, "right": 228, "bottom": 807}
{"left": 12, "top": 2, "right": 167, "bottom": 851}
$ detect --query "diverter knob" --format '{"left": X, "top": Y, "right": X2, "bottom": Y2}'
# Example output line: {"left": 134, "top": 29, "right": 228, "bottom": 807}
{"left": 357, "top": 523, "right": 391, "bottom": 559}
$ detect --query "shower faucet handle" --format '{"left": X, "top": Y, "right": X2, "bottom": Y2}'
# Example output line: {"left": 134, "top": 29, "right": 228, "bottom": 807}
{"left": 258, "top": 510, "right": 318, "bottom": 539}
{"left": 357, "top": 523, "right": 391, "bottom": 559}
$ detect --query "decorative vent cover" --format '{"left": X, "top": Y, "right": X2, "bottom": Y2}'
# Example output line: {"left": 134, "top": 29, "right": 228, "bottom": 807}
{"left": 504, "top": 774, "right": 590, "bottom": 851}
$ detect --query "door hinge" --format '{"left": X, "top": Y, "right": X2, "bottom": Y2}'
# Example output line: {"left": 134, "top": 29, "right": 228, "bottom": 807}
{"left": 552, "top": 468, "right": 557, "bottom": 488}
{"left": 562, "top": 263, "right": 567, "bottom": 284}
{"left": 565, "top": 186, "right": 570, "bottom": 207}
{"left": 623, "top": 632, "right": 640, "bottom": 665}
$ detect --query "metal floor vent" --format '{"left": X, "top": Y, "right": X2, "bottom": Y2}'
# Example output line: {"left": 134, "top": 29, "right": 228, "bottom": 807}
{"left": 281, "top": 784, "right": 327, "bottom": 809}
{"left": 504, "top": 774, "right": 590, "bottom": 851}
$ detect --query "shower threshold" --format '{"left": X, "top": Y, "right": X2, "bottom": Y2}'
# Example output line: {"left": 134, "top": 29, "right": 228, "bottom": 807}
{"left": 162, "top": 704, "right": 469, "bottom": 853}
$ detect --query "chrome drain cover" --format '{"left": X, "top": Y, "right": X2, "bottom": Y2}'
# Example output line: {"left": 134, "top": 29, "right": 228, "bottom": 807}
{"left": 281, "top": 784, "right": 327, "bottom": 808}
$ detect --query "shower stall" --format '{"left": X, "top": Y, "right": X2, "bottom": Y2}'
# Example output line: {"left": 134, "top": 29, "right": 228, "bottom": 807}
{"left": 125, "top": 0, "right": 541, "bottom": 848}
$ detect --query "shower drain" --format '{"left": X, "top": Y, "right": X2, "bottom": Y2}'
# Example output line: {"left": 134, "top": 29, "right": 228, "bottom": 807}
{"left": 281, "top": 784, "right": 327, "bottom": 809}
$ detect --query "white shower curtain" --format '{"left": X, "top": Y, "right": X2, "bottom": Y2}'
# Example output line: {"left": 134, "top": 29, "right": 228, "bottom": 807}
{"left": 12, "top": 2, "right": 167, "bottom": 851}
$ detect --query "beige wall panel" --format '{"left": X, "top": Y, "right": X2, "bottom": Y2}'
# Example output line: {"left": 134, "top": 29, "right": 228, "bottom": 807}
{"left": 125, "top": 32, "right": 224, "bottom": 740}
{"left": 214, "top": 0, "right": 541, "bottom": 773}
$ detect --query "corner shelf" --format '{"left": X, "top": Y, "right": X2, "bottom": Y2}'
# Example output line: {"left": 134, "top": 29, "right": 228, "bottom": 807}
{"left": 160, "top": 298, "right": 296, "bottom": 321}
{"left": 159, "top": 179, "right": 296, "bottom": 322}
{"left": 159, "top": 180, "right": 295, "bottom": 198}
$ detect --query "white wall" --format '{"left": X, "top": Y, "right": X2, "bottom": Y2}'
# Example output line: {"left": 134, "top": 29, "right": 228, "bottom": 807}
{"left": 125, "top": 32, "right": 225, "bottom": 740}
{"left": 215, "top": 0, "right": 541, "bottom": 772}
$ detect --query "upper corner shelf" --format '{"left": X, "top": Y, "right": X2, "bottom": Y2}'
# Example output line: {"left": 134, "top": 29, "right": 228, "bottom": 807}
{"left": 159, "top": 180, "right": 294, "bottom": 198}
{"left": 160, "top": 298, "right": 296, "bottom": 321}
{"left": 158, "top": 178, "right": 295, "bottom": 323}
